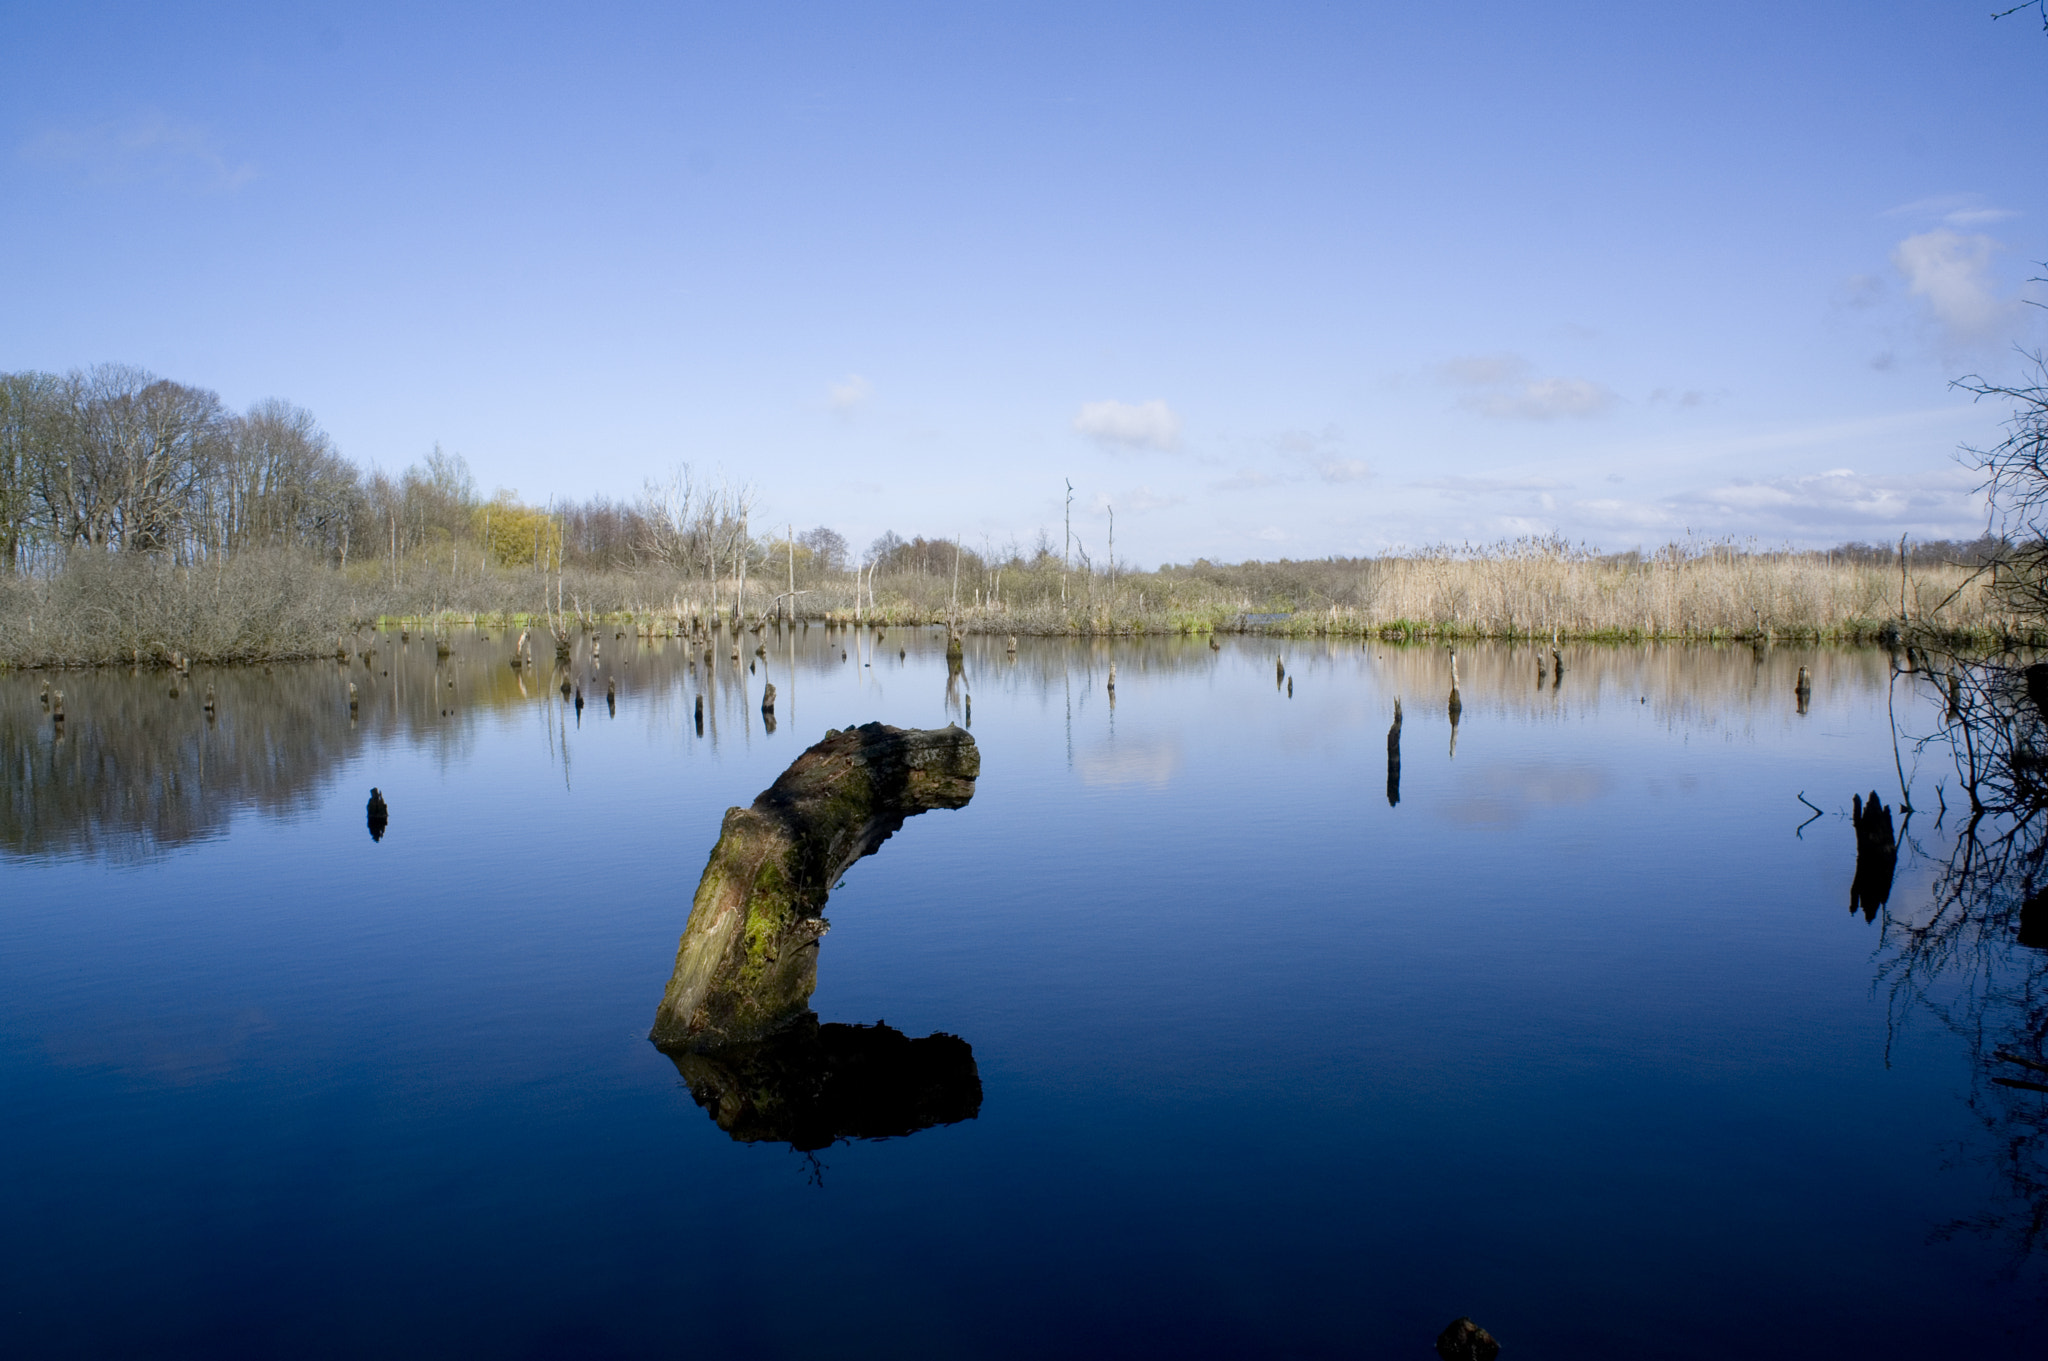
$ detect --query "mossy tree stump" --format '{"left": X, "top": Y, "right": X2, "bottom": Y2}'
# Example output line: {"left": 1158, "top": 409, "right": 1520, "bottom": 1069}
{"left": 651, "top": 721, "right": 979, "bottom": 1049}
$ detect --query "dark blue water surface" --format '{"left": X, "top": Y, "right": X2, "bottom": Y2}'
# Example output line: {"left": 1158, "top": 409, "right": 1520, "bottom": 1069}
{"left": 2, "top": 630, "right": 2042, "bottom": 1358}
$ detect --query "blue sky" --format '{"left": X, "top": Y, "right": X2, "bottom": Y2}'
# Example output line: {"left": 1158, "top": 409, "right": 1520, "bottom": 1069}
{"left": 3, "top": 2, "right": 2044, "bottom": 566}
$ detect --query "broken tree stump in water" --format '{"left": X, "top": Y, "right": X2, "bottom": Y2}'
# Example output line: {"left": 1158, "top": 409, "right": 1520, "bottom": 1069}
{"left": 1796, "top": 665, "right": 1812, "bottom": 714}
{"left": 650, "top": 722, "right": 979, "bottom": 1049}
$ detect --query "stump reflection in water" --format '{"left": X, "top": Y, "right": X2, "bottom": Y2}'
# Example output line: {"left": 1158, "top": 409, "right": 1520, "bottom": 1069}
{"left": 664, "top": 1016, "right": 981, "bottom": 1151}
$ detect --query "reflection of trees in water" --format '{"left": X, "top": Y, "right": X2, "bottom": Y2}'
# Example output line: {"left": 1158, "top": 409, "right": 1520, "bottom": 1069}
{"left": 1, "top": 665, "right": 360, "bottom": 863}
{"left": 0, "top": 634, "right": 503, "bottom": 863}
{"left": 1880, "top": 649, "right": 2048, "bottom": 1276}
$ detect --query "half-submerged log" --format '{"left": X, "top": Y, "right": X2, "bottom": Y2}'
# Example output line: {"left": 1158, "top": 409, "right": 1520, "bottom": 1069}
{"left": 650, "top": 722, "right": 979, "bottom": 1049}
{"left": 1850, "top": 789, "right": 1897, "bottom": 922}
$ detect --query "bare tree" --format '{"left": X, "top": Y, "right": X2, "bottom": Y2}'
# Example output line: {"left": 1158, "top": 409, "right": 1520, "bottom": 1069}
{"left": 797, "top": 525, "right": 849, "bottom": 574}
{"left": 637, "top": 464, "right": 699, "bottom": 568}
{"left": 1957, "top": 351, "right": 2048, "bottom": 618}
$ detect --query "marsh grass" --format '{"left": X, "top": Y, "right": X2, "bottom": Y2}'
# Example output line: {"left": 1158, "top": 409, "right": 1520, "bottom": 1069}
{"left": 0, "top": 538, "right": 2022, "bottom": 669}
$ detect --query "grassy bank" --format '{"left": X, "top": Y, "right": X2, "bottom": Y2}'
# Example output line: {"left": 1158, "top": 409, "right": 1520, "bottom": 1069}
{"left": 0, "top": 541, "right": 2020, "bottom": 669}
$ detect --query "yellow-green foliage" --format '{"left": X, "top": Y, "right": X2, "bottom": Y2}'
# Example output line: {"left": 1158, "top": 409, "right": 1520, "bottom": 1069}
{"left": 474, "top": 496, "right": 562, "bottom": 569}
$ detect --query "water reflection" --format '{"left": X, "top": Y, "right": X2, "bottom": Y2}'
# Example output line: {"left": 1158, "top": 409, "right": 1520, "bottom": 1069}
{"left": 1849, "top": 790, "right": 1899, "bottom": 922}
{"left": 663, "top": 1016, "right": 981, "bottom": 1151}
{"left": 1877, "top": 650, "right": 2048, "bottom": 1277}
{"left": 0, "top": 634, "right": 1893, "bottom": 866}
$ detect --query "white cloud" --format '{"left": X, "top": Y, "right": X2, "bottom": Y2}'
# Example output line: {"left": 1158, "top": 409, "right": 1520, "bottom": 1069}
{"left": 1075, "top": 398, "right": 1181, "bottom": 451}
{"left": 1465, "top": 376, "right": 1616, "bottom": 421}
{"left": 1882, "top": 194, "right": 2020, "bottom": 229}
{"left": 22, "top": 112, "right": 255, "bottom": 190}
{"left": 828, "top": 374, "right": 871, "bottom": 410}
{"left": 1664, "top": 465, "right": 1986, "bottom": 540}
{"left": 1316, "top": 458, "right": 1371, "bottom": 484}
{"left": 1891, "top": 228, "right": 2017, "bottom": 347}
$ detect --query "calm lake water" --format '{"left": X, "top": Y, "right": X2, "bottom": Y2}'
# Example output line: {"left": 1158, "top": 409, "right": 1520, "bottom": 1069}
{"left": 2, "top": 628, "right": 2042, "bottom": 1358}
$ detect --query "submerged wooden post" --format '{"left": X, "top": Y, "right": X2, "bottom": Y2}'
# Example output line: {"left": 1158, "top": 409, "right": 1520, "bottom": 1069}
{"left": 348, "top": 681, "right": 359, "bottom": 711}
{"left": 1447, "top": 648, "right": 1463, "bottom": 723}
{"left": 694, "top": 693, "right": 705, "bottom": 734}
{"left": 761, "top": 681, "right": 777, "bottom": 713}
{"left": 1795, "top": 665, "right": 1812, "bottom": 715}
{"left": 50, "top": 690, "right": 64, "bottom": 726}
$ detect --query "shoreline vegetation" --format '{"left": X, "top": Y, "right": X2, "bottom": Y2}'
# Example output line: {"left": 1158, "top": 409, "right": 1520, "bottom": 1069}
{"left": 0, "top": 364, "right": 2029, "bottom": 669}
{"left": 0, "top": 534, "right": 2023, "bottom": 670}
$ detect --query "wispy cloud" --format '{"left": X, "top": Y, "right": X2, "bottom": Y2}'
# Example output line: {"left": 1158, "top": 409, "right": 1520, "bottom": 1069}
{"left": 1433, "top": 352, "right": 1617, "bottom": 420}
{"left": 1075, "top": 398, "right": 1181, "bottom": 451}
{"left": 1567, "top": 466, "right": 1988, "bottom": 544}
{"left": 1647, "top": 388, "right": 1722, "bottom": 408}
{"left": 828, "top": 374, "right": 871, "bottom": 411}
{"left": 1891, "top": 228, "right": 2019, "bottom": 349}
{"left": 1466, "top": 377, "right": 1616, "bottom": 421}
{"left": 1882, "top": 193, "right": 2020, "bottom": 230}
{"left": 1211, "top": 468, "right": 1281, "bottom": 491}
{"left": 1113, "top": 485, "right": 1186, "bottom": 513}
{"left": 21, "top": 112, "right": 256, "bottom": 190}
{"left": 1432, "top": 353, "right": 1531, "bottom": 387}
{"left": 1409, "top": 474, "right": 1570, "bottom": 501}
{"left": 1315, "top": 458, "right": 1371, "bottom": 484}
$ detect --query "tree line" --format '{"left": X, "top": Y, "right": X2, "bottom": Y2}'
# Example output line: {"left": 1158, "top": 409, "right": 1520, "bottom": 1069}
{"left": 0, "top": 364, "right": 862, "bottom": 591}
